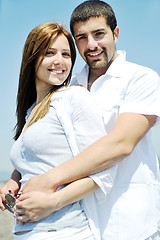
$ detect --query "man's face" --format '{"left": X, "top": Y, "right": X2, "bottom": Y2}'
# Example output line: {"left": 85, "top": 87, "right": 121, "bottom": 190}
{"left": 73, "top": 16, "right": 119, "bottom": 71}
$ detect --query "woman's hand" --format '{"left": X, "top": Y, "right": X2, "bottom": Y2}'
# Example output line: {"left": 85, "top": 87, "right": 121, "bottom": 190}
{"left": 0, "top": 186, "right": 6, "bottom": 211}
{"left": 15, "top": 177, "right": 98, "bottom": 225}
{"left": 14, "top": 191, "right": 59, "bottom": 223}
{"left": 0, "top": 178, "right": 20, "bottom": 211}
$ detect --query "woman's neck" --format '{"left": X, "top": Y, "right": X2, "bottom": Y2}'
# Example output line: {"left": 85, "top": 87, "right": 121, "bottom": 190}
{"left": 36, "top": 89, "right": 51, "bottom": 104}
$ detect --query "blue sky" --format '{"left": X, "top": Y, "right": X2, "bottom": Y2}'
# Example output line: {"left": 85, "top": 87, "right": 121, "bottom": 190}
{"left": 0, "top": 0, "right": 160, "bottom": 173}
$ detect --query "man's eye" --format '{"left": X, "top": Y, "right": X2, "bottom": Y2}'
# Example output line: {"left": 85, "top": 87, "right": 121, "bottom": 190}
{"left": 96, "top": 32, "right": 104, "bottom": 37}
{"left": 77, "top": 36, "right": 86, "bottom": 41}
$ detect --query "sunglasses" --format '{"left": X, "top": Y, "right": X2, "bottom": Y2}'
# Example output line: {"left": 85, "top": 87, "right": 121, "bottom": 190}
{"left": 4, "top": 193, "right": 16, "bottom": 213}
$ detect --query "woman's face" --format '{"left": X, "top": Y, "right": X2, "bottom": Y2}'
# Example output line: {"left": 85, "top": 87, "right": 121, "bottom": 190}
{"left": 35, "top": 34, "right": 72, "bottom": 93}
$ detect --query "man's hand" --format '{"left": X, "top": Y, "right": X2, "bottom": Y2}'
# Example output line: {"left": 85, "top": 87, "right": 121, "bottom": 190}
{"left": 21, "top": 171, "right": 58, "bottom": 194}
{"left": 14, "top": 191, "right": 58, "bottom": 223}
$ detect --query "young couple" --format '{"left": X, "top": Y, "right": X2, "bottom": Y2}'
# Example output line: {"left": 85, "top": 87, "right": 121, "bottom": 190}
{"left": 0, "top": 1, "right": 160, "bottom": 239}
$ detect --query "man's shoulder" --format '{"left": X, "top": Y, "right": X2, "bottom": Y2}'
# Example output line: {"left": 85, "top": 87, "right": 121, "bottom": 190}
{"left": 116, "top": 51, "right": 158, "bottom": 77}
{"left": 125, "top": 60, "right": 150, "bottom": 70}
{"left": 122, "top": 60, "right": 159, "bottom": 78}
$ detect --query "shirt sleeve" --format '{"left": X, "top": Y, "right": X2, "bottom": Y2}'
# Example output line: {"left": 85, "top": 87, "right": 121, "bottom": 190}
{"left": 65, "top": 86, "right": 118, "bottom": 202}
{"left": 120, "top": 68, "right": 160, "bottom": 125}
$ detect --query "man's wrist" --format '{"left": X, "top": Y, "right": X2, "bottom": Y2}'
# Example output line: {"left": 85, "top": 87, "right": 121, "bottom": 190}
{"left": 46, "top": 168, "right": 65, "bottom": 191}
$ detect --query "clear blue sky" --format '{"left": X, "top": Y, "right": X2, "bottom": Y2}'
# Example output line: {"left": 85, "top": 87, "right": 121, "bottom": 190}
{"left": 0, "top": 0, "right": 160, "bottom": 173}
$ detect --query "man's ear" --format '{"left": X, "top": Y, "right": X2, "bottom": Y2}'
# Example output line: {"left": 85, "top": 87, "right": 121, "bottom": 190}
{"left": 114, "top": 26, "right": 119, "bottom": 43}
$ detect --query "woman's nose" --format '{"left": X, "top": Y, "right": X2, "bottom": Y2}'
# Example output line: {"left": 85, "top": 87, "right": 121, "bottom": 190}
{"left": 53, "top": 53, "right": 63, "bottom": 65}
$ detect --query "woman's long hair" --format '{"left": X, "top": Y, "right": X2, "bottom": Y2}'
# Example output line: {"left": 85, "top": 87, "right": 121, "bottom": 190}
{"left": 14, "top": 22, "right": 76, "bottom": 140}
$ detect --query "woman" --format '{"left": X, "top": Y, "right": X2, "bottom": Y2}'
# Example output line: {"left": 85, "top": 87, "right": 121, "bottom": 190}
{"left": 0, "top": 22, "right": 108, "bottom": 239}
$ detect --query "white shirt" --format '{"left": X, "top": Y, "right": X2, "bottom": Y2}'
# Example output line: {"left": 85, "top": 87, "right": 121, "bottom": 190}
{"left": 11, "top": 86, "right": 110, "bottom": 239}
{"left": 71, "top": 51, "right": 160, "bottom": 240}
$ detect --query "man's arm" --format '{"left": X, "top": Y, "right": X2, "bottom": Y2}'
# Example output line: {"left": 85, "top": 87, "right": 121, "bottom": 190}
{"left": 15, "top": 177, "right": 98, "bottom": 223}
{"left": 22, "top": 112, "right": 156, "bottom": 193}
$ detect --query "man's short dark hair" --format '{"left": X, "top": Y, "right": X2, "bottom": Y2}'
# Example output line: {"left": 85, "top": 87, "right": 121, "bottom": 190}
{"left": 70, "top": 0, "right": 117, "bottom": 36}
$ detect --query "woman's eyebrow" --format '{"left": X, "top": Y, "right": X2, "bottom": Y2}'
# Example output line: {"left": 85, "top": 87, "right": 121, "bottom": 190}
{"left": 48, "top": 47, "right": 70, "bottom": 51}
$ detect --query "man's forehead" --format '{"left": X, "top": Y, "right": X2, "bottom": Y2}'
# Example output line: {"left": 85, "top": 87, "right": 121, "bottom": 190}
{"left": 74, "top": 16, "right": 108, "bottom": 36}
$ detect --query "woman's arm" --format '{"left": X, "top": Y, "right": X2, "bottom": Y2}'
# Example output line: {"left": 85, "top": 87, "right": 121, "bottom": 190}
{"left": 15, "top": 177, "right": 98, "bottom": 223}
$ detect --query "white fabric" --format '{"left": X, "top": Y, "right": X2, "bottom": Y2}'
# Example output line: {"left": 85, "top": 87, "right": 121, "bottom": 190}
{"left": 13, "top": 225, "right": 95, "bottom": 240}
{"left": 145, "top": 231, "right": 160, "bottom": 240}
{"left": 51, "top": 86, "right": 116, "bottom": 239}
{"left": 11, "top": 86, "right": 109, "bottom": 239}
{"left": 11, "top": 87, "right": 97, "bottom": 234}
{"left": 71, "top": 50, "right": 160, "bottom": 240}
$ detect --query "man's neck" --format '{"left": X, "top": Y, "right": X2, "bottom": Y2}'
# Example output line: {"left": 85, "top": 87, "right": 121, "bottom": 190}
{"left": 87, "top": 52, "right": 118, "bottom": 91}
{"left": 88, "top": 68, "right": 106, "bottom": 91}
{"left": 88, "top": 61, "right": 113, "bottom": 91}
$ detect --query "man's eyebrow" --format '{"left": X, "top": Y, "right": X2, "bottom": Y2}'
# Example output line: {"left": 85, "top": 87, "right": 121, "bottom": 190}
{"left": 93, "top": 28, "right": 106, "bottom": 33}
{"left": 75, "top": 28, "right": 106, "bottom": 38}
{"left": 75, "top": 33, "right": 86, "bottom": 38}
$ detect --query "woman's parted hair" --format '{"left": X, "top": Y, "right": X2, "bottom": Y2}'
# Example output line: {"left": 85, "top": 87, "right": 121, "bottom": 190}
{"left": 14, "top": 22, "right": 76, "bottom": 140}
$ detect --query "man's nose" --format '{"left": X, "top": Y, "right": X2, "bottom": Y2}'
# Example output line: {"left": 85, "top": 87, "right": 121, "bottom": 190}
{"left": 87, "top": 35, "right": 98, "bottom": 50}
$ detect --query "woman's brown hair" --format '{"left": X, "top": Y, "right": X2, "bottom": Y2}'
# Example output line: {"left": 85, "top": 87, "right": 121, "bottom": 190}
{"left": 14, "top": 22, "right": 76, "bottom": 140}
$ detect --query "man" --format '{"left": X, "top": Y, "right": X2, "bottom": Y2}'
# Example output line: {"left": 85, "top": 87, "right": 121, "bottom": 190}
{"left": 13, "top": 1, "right": 160, "bottom": 239}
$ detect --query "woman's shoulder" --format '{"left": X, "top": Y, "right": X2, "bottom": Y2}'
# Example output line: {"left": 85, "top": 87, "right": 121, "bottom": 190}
{"left": 53, "top": 85, "right": 90, "bottom": 99}
{"left": 50, "top": 85, "right": 94, "bottom": 109}
{"left": 61, "top": 85, "right": 88, "bottom": 93}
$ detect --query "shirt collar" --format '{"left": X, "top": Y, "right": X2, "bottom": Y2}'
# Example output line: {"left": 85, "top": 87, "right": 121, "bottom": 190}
{"left": 106, "top": 50, "right": 126, "bottom": 77}
{"left": 75, "top": 50, "right": 126, "bottom": 86}
{"left": 25, "top": 102, "right": 36, "bottom": 121}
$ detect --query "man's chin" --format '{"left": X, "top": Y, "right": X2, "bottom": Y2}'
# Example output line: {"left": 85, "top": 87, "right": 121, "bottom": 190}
{"left": 86, "top": 57, "right": 109, "bottom": 70}
{"left": 89, "top": 62, "right": 109, "bottom": 70}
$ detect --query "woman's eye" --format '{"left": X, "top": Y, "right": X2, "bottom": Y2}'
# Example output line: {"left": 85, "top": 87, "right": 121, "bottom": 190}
{"left": 63, "top": 52, "right": 71, "bottom": 57}
{"left": 46, "top": 51, "right": 54, "bottom": 55}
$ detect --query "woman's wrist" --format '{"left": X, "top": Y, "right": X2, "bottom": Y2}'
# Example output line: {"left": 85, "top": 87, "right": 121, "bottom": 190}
{"left": 47, "top": 191, "right": 63, "bottom": 213}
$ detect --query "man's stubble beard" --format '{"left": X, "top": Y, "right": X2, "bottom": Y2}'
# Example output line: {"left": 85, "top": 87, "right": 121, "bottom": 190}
{"left": 84, "top": 48, "right": 109, "bottom": 70}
